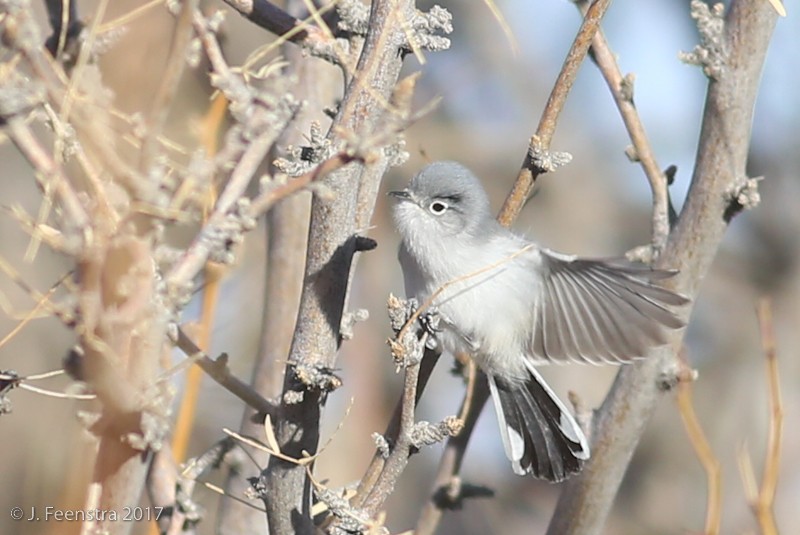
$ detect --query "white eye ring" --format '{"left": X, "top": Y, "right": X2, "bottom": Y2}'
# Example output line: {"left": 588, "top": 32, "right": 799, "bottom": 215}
{"left": 429, "top": 200, "right": 448, "bottom": 215}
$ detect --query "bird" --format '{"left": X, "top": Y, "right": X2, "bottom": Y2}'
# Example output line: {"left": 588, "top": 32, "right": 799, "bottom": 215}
{"left": 389, "top": 161, "right": 689, "bottom": 482}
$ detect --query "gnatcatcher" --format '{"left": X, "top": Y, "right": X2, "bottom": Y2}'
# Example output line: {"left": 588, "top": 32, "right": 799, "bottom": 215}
{"left": 389, "top": 161, "right": 689, "bottom": 482}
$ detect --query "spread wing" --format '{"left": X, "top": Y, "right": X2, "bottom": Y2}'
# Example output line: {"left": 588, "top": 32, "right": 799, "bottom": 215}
{"left": 530, "top": 250, "right": 689, "bottom": 364}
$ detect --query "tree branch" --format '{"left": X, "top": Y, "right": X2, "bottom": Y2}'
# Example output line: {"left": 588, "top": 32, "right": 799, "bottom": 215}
{"left": 174, "top": 328, "right": 276, "bottom": 416}
{"left": 217, "top": 13, "right": 340, "bottom": 529}
{"left": 415, "top": 377, "right": 490, "bottom": 535}
{"left": 262, "top": 1, "right": 433, "bottom": 532}
{"left": 574, "top": 0, "right": 671, "bottom": 249}
{"left": 547, "top": 2, "right": 778, "bottom": 533}
{"left": 498, "top": 0, "right": 613, "bottom": 226}
{"left": 138, "top": 0, "right": 200, "bottom": 172}
{"left": 349, "top": 345, "right": 441, "bottom": 510}
{"left": 222, "top": 0, "right": 328, "bottom": 44}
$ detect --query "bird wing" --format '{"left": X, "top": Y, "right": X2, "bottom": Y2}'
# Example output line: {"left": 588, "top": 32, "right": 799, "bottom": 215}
{"left": 530, "top": 250, "right": 689, "bottom": 364}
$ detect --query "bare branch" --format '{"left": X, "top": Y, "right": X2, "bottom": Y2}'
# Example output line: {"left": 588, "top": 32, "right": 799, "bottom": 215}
{"left": 165, "top": 12, "right": 299, "bottom": 295}
{"left": 138, "top": 0, "right": 200, "bottom": 171}
{"left": 222, "top": 0, "right": 334, "bottom": 50}
{"left": 498, "top": 0, "right": 612, "bottom": 225}
{"left": 261, "top": 1, "right": 450, "bottom": 532}
{"left": 350, "top": 345, "right": 441, "bottom": 509}
{"left": 5, "top": 117, "right": 90, "bottom": 237}
{"left": 147, "top": 443, "right": 204, "bottom": 535}
{"left": 675, "top": 352, "right": 721, "bottom": 535}
{"left": 548, "top": 3, "right": 779, "bottom": 533}
{"left": 415, "top": 378, "right": 490, "bottom": 535}
{"left": 173, "top": 328, "right": 276, "bottom": 417}
{"left": 738, "top": 299, "right": 783, "bottom": 535}
{"left": 574, "top": 0, "right": 671, "bottom": 249}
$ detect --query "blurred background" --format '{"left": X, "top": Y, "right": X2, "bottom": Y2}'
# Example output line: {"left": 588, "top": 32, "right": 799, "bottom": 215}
{"left": 1, "top": 1, "right": 798, "bottom": 534}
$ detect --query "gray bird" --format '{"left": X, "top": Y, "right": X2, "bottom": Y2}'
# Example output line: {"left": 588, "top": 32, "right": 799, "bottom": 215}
{"left": 389, "top": 161, "right": 688, "bottom": 482}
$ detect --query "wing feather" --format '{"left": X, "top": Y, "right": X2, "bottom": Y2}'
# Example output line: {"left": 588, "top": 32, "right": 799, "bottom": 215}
{"left": 531, "top": 251, "right": 689, "bottom": 363}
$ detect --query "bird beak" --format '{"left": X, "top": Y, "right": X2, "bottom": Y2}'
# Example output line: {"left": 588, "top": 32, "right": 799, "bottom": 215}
{"left": 388, "top": 189, "right": 412, "bottom": 201}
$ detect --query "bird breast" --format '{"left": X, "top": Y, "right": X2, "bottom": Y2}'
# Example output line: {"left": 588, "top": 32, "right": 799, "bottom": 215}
{"left": 399, "top": 230, "right": 540, "bottom": 381}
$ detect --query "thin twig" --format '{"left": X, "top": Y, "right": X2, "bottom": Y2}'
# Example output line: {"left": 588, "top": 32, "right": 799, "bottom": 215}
{"left": 457, "top": 360, "right": 477, "bottom": 422}
{"left": 138, "top": 0, "right": 200, "bottom": 171}
{"left": 350, "top": 348, "right": 440, "bottom": 507}
{"left": 359, "top": 347, "right": 423, "bottom": 517}
{"left": 738, "top": 299, "right": 782, "bottom": 535}
{"left": 0, "top": 277, "right": 62, "bottom": 349}
{"left": 574, "top": 0, "right": 670, "bottom": 249}
{"left": 5, "top": 118, "right": 89, "bottom": 232}
{"left": 222, "top": 0, "right": 334, "bottom": 49}
{"left": 757, "top": 300, "right": 782, "bottom": 514}
{"left": 0, "top": 256, "right": 76, "bottom": 327}
{"left": 173, "top": 328, "right": 275, "bottom": 416}
{"left": 165, "top": 12, "right": 311, "bottom": 289}
{"left": 415, "top": 378, "right": 490, "bottom": 535}
{"left": 675, "top": 353, "right": 721, "bottom": 535}
{"left": 498, "top": 0, "right": 612, "bottom": 225}
{"left": 250, "top": 152, "right": 360, "bottom": 215}
{"left": 97, "top": 0, "right": 165, "bottom": 34}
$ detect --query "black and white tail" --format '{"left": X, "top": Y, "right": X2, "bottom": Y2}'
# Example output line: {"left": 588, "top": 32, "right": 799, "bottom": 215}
{"left": 488, "top": 360, "right": 589, "bottom": 482}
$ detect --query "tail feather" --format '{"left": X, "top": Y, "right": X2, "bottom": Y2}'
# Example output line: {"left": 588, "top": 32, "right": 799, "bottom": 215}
{"left": 488, "top": 361, "right": 589, "bottom": 482}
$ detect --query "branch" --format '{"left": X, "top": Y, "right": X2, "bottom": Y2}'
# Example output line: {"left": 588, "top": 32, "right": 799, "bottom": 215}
{"left": 262, "top": 0, "right": 429, "bottom": 531}
{"left": 350, "top": 346, "right": 440, "bottom": 508}
{"left": 221, "top": 0, "right": 334, "bottom": 50}
{"left": 173, "top": 328, "right": 276, "bottom": 417}
{"left": 147, "top": 443, "right": 205, "bottom": 535}
{"left": 415, "top": 378, "right": 490, "bottom": 535}
{"left": 675, "top": 351, "right": 721, "bottom": 535}
{"left": 4, "top": 117, "right": 90, "bottom": 236}
{"left": 260, "top": 2, "right": 453, "bottom": 531}
{"left": 346, "top": 315, "right": 460, "bottom": 526}
{"left": 217, "top": 9, "right": 342, "bottom": 529}
{"left": 738, "top": 299, "right": 783, "bottom": 535}
{"left": 548, "top": 2, "right": 779, "bottom": 533}
{"left": 165, "top": 11, "right": 299, "bottom": 293}
{"left": 574, "top": 0, "right": 671, "bottom": 249}
{"left": 250, "top": 152, "right": 361, "bottom": 215}
{"left": 498, "top": 0, "right": 612, "bottom": 226}
{"left": 138, "top": 0, "right": 200, "bottom": 172}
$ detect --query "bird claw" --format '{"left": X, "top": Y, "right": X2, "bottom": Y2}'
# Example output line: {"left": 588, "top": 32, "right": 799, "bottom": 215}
{"left": 420, "top": 307, "right": 444, "bottom": 335}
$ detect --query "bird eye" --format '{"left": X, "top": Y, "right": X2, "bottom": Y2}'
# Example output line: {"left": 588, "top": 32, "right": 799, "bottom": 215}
{"left": 429, "top": 200, "right": 448, "bottom": 215}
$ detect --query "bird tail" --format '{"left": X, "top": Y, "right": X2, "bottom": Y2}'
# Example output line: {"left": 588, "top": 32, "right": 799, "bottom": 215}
{"left": 488, "top": 360, "right": 589, "bottom": 482}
